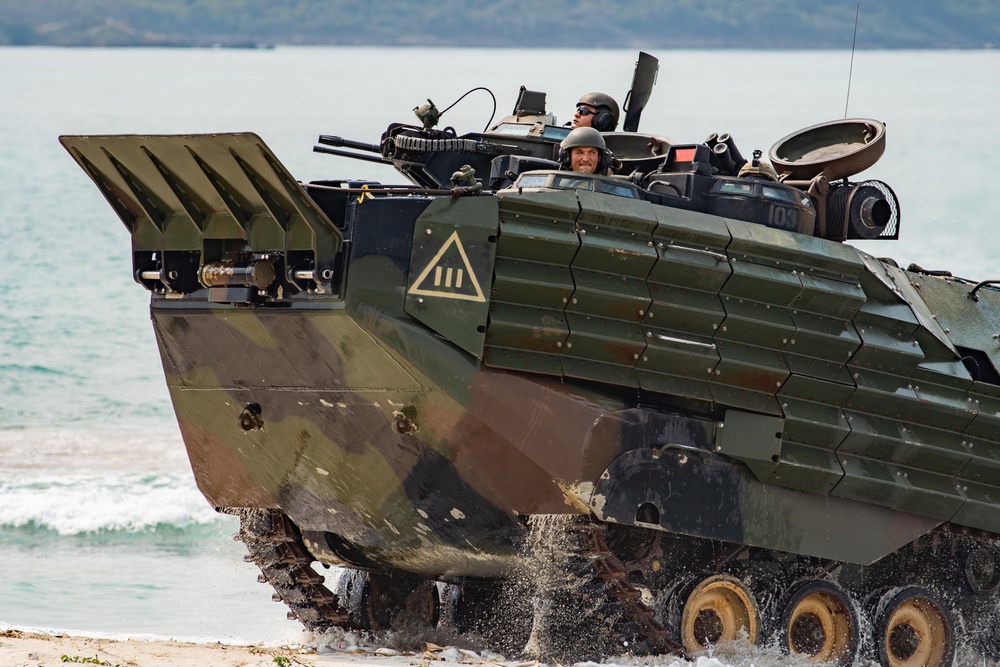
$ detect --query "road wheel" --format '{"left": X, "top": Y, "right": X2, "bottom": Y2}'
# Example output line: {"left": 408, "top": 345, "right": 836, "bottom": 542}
{"left": 338, "top": 569, "right": 439, "bottom": 631}
{"left": 680, "top": 574, "right": 760, "bottom": 653}
{"left": 873, "top": 586, "right": 954, "bottom": 667}
{"left": 778, "top": 579, "right": 859, "bottom": 666}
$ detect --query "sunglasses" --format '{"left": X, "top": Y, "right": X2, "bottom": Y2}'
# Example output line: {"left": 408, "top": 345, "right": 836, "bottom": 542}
{"left": 576, "top": 106, "right": 596, "bottom": 117}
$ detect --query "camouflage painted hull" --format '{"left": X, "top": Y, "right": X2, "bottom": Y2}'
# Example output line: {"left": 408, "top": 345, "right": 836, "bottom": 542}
{"left": 154, "top": 303, "right": 578, "bottom": 577}
{"left": 62, "top": 128, "right": 1000, "bottom": 663}
{"left": 138, "top": 162, "right": 1000, "bottom": 576}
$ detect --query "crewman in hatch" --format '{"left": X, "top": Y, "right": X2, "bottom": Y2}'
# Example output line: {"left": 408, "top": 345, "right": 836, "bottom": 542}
{"left": 571, "top": 92, "right": 620, "bottom": 132}
{"left": 559, "top": 127, "right": 613, "bottom": 175}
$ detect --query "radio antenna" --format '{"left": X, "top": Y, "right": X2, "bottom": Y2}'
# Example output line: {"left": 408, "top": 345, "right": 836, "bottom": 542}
{"left": 845, "top": 0, "right": 861, "bottom": 118}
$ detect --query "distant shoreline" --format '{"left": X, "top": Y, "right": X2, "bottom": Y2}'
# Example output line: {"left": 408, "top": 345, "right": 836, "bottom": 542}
{"left": 3, "top": 1, "right": 997, "bottom": 50}
{"left": 1, "top": 43, "right": 997, "bottom": 50}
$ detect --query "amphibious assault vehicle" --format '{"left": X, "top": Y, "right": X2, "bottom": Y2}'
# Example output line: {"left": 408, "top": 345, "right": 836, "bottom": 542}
{"left": 63, "top": 53, "right": 1000, "bottom": 666}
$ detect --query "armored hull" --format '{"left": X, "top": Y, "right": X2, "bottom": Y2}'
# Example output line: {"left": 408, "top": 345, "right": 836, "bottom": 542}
{"left": 62, "top": 59, "right": 1000, "bottom": 665}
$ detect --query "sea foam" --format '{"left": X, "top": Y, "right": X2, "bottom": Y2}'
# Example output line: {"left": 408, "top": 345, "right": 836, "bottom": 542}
{"left": 0, "top": 471, "right": 220, "bottom": 534}
{"left": 0, "top": 427, "right": 219, "bottom": 534}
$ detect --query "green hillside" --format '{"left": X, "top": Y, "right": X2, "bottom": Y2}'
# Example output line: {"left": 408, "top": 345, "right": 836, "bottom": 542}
{"left": 1, "top": 0, "right": 998, "bottom": 49}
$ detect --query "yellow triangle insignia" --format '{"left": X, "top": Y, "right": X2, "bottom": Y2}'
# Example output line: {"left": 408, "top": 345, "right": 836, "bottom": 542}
{"left": 407, "top": 231, "right": 486, "bottom": 302}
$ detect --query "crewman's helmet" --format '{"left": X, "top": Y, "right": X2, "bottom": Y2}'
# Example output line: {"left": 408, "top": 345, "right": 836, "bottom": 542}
{"left": 576, "top": 92, "right": 620, "bottom": 132}
{"left": 559, "top": 127, "right": 612, "bottom": 173}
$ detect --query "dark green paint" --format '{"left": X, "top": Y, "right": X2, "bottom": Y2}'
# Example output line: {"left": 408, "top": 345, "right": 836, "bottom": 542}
{"left": 62, "top": 124, "right": 1000, "bottom": 571}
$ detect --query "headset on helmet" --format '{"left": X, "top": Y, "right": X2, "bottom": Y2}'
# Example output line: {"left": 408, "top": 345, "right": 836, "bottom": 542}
{"left": 559, "top": 127, "right": 612, "bottom": 173}
{"left": 576, "top": 92, "right": 620, "bottom": 132}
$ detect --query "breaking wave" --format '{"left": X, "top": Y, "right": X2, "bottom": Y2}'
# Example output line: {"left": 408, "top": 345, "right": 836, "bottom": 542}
{"left": 0, "top": 427, "right": 220, "bottom": 535}
{"left": 0, "top": 471, "right": 221, "bottom": 535}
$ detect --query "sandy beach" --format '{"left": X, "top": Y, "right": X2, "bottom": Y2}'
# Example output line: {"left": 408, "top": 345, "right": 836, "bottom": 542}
{"left": 0, "top": 628, "right": 741, "bottom": 667}
{"left": 0, "top": 629, "right": 489, "bottom": 667}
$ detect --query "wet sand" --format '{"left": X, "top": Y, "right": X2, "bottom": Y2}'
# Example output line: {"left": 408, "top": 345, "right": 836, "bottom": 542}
{"left": 0, "top": 629, "right": 469, "bottom": 667}
{"left": 1, "top": 628, "right": 759, "bottom": 667}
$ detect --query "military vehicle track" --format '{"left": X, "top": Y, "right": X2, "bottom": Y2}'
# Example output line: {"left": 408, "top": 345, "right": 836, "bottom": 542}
{"left": 234, "top": 508, "right": 354, "bottom": 631}
{"left": 584, "top": 524, "right": 678, "bottom": 651}
{"left": 236, "top": 508, "right": 443, "bottom": 636}
{"left": 237, "top": 509, "right": 682, "bottom": 658}
{"left": 234, "top": 508, "right": 1000, "bottom": 665}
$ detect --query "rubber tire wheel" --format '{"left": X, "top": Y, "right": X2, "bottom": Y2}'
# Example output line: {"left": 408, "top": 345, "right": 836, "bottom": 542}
{"left": 873, "top": 586, "right": 955, "bottom": 667}
{"left": 777, "top": 579, "right": 860, "bottom": 666}
{"left": 679, "top": 574, "right": 761, "bottom": 654}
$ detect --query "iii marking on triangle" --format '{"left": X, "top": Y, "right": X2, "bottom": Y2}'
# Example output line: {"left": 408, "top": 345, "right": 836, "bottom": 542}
{"left": 407, "top": 231, "right": 486, "bottom": 302}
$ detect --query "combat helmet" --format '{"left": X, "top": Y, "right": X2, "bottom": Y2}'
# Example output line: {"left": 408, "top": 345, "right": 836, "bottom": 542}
{"left": 577, "top": 92, "right": 620, "bottom": 132}
{"left": 559, "top": 126, "right": 613, "bottom": 173}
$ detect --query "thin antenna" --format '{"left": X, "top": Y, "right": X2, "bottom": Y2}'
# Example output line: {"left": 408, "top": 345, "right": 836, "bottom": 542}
{"left": 845, "top": 0, "right": 861, "bottom": 118}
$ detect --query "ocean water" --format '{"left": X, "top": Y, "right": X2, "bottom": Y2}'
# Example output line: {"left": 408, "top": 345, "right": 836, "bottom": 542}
{"left": 2, "top": 45, "right": 1000, "bottom": 661}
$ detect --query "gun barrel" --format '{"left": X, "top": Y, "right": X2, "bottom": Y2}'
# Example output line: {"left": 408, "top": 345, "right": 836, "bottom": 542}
{"left": 313, "top": 144, "right": 392, "bottom": 165}
{"left": 317, "top": 135, "right": 382, "bottom": 154}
